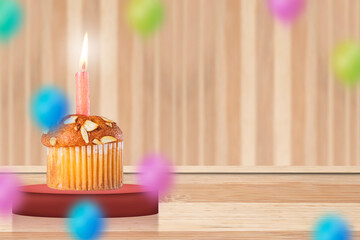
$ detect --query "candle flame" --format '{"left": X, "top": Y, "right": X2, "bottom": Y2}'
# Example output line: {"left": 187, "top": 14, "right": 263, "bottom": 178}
{"left": 80, "top": 33, "right": 88, "bottom": 71}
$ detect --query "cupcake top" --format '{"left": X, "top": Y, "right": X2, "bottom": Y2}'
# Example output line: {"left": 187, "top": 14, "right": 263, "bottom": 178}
{"left": 41, "top": 114, "right": 123, "bottom": 147}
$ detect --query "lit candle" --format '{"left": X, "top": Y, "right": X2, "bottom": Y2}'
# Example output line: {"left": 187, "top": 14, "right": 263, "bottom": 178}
{"left": 75, "top": 33, "right": 90, "bottom": 115}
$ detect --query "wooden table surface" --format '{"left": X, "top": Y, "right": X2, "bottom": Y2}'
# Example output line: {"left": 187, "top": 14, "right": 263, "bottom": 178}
{"left": 2, "top": 173, "right": 360, "bottom": 239}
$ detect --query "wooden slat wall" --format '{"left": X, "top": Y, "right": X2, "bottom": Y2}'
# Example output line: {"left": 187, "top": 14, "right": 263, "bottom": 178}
{"left": 0, "top": 0, "right": 360, "bottom": 169}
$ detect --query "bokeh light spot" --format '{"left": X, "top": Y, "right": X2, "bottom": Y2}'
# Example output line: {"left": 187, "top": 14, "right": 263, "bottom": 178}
{"left": 333, "top": 41, "right": 360, "bottom": 86}
{"left": 137, "top": 154, "right": 174, "bottom": 199}
{"left": 0, "top": 0, "right": 23, "bottom": 42}
{"left": 67, "top": 201, "right": 105, "bottom": 240}
{"left": 126, "top": 0, "right": 164, "bottom": 36}
{"left": 268, "top": 0, "right": 305, "bottom": 24}
{"left": 31, "top": 85, "right": 69, "bottom": 131}
{"left": 313, "top": 214, "right": 351, "bottom": 240}
{"left": 0, "top": 172, "right": 22, "bottom": 217}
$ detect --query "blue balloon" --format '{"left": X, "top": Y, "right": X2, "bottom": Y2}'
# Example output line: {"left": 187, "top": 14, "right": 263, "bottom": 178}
{"left": 67, "top": 201, "right": 105, "bottom": 240}
{"left": 31, "top": 85, "right": 69, "bottom": 131}
{"left": 313, "top": 214, "right": 351, "bottom": 240}
{"left": 0, "top": 0, "right": 23, "bottom": 42}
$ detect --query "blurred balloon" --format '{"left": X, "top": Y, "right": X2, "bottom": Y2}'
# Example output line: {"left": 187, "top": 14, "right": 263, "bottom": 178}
{"left": 67, "top": 201, "right": 105, "bottom": 240}
{"left": 126, "top": 0, "right": 164, "bottom": 36}
{"left": 0, "top": 0, "right": 23, "bottom": 42}
{"left": 137, "top": 154, "right": 174, "bottom": 198}
{"left": 0, "top": 172, "right": 22, "bottom": 216}
{"left": 313, "top": 214, "right": 351, "bottom": 240}
{"left": 333, "top": 41, "right": 360, "bottom": 85}
{"left": 268, "top": 0, "right": 305, "bottom": 23}
{"left": 31, "top": 85, "right": 69, "bottom": 131}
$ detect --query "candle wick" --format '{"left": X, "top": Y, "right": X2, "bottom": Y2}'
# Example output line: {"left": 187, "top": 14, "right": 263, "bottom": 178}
{"left": 81, "top": 62, "right": 86, "bottom": 71}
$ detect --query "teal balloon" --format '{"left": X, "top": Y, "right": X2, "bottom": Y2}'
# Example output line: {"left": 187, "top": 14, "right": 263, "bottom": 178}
{"left": 126, "top": 0, "right": 164, "bottom": 36}
{"left": 0, "top": 0, "right": 23, "bottom": 42}
{"left": 67, "top": 201, "right": 105, "bottom": 240}
{"left": 333, "top": 41, "right": 360, "bottom": 85}
{"left": 313, "top": 214, "right": 351, "bottom": 240}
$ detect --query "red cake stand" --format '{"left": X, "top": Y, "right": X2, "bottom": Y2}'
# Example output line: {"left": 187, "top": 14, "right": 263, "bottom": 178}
{"left": 13, "top": 184, "right": 158, "bottom": 218}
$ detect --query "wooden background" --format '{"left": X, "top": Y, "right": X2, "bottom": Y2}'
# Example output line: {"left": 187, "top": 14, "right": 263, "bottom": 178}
{"left": 0, "top": 0, "right": 360, "bottom": 171}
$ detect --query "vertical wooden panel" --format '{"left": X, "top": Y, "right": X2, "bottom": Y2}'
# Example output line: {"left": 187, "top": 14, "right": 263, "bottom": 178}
{"left": 215, "top": 0, "right": 227, "bottom": 165}
{"left": 344, "top": 0, "right": 350, "bottom": 166}
{"left": 316, "top": 0, "right": 329, "bottom": 166}
{"left": 171, "top": 0, "right": 180, "bottom": 165}
{"left": 24, "top": 0, "right": 31, "bottom": 166}
{"left": 29, "top": 1, "right": 43, "bottom": 165}
{"left": 8, "top": 43, "right": 14, "bottom": 166}
{"left": 41, "top": 0, "right": 53, "bottom": 85}
{"left": 304, "top": 0, "right": 318, "bottom": 166}
{"left": 100, "top": 0, "right": 118, "bottom": 119}
{"left": 332, "top": 0, "right": 346, "bottom": 166}
{"left": 256, "top": 1, "right": 274, "bottom": 166}
{"left": 186, "top": 0, "right": 200, "bottom": 165}
{"left": 291, "top": 7, "right": 306, "bottom": 166}
{"left": 52, "top": 0, "right": 67, "bottom": 89}
{"left": 240, "top": 0, "right": 257, "bottom": 166}
{"left": 197, "top": 0, "right": 205, "bottom": 166}
{"left": 180, "top": 0, "right": 187, "bottom": 165}
{"left": 0, "top": 42, "right": 9, "bottom": 166}
{"left": 274, "top": 23, "right": 292, "bottom": 166}
{"left": 39, "top": 0, "right": 49, "bottom": 164}
{"left": 12, "top": 18, "right": 26, "bottom": 165}
{"left": 143, "top": 38, "right": 155, "bottom": 155}
{"left": 117, "top": 1, "right": 133, "bottom": 165}
{"left": 349, "top": 0, "right": 358, "bottom": 166}
{"left": 130, "top": 37, "right": 144, "bottom": 165}
{"left": 176, "top": 0, "right": 186, "bottom": 166}
{"left": 203, "top": 0, "right": 216, "bottom": 166}
{"left": 226, "top": 0, "right": 241, "bottom": 166}
{"left": 356, "top": 0, "right": 360, "bottom": 166}
{"left": 328, "top": 0, "right": 334, "bottom": 166}
{"left": 159, "top": 0, "right": 173, "bottom": 160}
{"left": 154, "top": 35, "right": 160, "bottom": 152}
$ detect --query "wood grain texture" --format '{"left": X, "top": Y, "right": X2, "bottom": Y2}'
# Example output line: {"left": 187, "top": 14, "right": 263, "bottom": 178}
{"left": 0, "top": 0, "right": 359, "bottom": 169}
{"left": 2, "top": 173, "right": 360, "bottom": 239}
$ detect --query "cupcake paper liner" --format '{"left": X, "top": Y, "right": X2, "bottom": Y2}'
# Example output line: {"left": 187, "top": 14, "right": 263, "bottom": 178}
{"left": 47, "top": 141, "right": 123, "bottom": 191}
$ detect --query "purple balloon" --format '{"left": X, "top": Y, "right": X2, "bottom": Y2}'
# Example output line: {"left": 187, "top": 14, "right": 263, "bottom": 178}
{"left": 0, "top": 173, "right": 22, "bottom": 216}
{"left": 268, "top": 0, "right": 305, "bottom": 23}
{"left": 137, "top": 154, "right": 174, "bottom": 199}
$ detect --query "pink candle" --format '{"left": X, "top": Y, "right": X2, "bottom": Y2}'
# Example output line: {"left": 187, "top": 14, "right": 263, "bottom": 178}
{"left": 75, "top": 71, "right": 90, "bottom": 115}
{"left": 76, "top": 33, "right": 90, "bottom": 115}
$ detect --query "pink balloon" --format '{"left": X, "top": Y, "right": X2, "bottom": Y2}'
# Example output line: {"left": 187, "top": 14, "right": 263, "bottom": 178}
{"left": 268, "top": 0, "right": 305, "bottom": 23}
{"left": 0, "top": 173, "right": 22, "bottom": 216}
{"left": 137, "top": 154, "right": 174, "bottom": 199}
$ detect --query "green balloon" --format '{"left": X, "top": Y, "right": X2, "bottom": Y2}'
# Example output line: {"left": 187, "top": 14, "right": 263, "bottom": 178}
{"left": 333, "top": 41, "right": 360, "bottom": 85}
{"left": 126, "top": 0, "right": 164, "bottom": 36}
{"left": 0, "top": 0, "right": 22, "bottom": 42}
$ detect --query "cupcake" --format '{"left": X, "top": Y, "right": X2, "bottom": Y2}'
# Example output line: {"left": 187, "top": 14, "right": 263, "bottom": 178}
{"left": 41, "top": 114, "right": 123, "bottom": 191}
